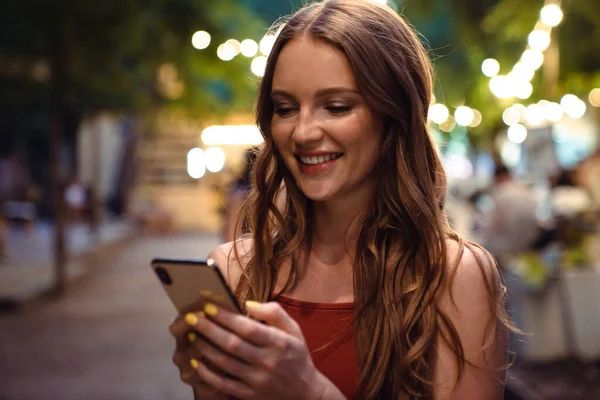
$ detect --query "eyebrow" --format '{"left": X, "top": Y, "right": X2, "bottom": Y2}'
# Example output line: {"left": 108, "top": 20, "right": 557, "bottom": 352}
{"left": 271, "top": 87, "right": 360, "bottom": 99}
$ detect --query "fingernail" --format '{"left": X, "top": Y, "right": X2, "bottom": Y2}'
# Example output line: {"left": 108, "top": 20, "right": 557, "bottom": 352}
{"left": 184, "top": 313, "right": 198, "bottom": 326}
{"left": 245, "top": 300, "right": 261, "bottom": 309}
{"left": 187, "top": 332, "right": 197, "bottom": 343}
{"left": 190, "top": 358, "right": 199, "bottom": 369}
{"left": 204, "top": 303, "right": 218, "bottom": 316}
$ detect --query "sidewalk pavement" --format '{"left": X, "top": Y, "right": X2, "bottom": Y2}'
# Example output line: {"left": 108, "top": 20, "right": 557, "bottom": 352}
{"left": 0, "top": 232, "right": 221, "bottom": 400}
{"left": 0, "top": 219, "right": 137, "bottom": 304}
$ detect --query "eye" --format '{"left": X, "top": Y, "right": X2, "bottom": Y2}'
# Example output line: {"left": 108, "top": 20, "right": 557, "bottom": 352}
{"left": 326, "top": 105, "right": 353, "bottom": 115}
{"left": 274, "top": 105, "right": 296, "bottom": 117}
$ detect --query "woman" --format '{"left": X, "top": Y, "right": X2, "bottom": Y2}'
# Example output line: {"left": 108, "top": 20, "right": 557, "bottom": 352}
{"left": 170, "top": 1, "right": 511, "bottom": 398}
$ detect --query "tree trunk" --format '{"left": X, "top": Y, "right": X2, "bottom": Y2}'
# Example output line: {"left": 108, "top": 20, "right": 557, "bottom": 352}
{"left": 49, "top": 4, "right": 70, "bottom": 296}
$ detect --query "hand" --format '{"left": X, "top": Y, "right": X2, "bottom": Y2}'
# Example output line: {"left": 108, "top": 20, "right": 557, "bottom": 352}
{"left": 183, "top": 301, "right": 345, "bottom": 400}
{"left": 169, "top": 315, "right": 223, "bottom": 398}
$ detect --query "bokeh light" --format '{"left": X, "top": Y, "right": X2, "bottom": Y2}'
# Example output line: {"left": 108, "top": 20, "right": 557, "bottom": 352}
{"left": 561, "top": 94, "right": 587, "bottom": 119}
{"left": 521, "top": 49, "right": 545, "bottom": 70}
{"left": 455, "top": 106, "right": 475, "bottom": 127}
{"left": 541, "top": 4, "right": 564, "bottom": 27}
{"left": 259, "top": 35, "right": 276, "bottom": 56}
{"left": 589, "top": 88, "right": 600, "bottom": 107}
{"left": 507, "top": 124, "right": 528, "bottom": 144}
{"left": 217, "top": 42, "right": 237, "bottom": 61}
{"left": 240, "top": 39, "right": 259, "bottom": 57}
{"left": 191, "top": 31, "right": 211, "bottom": 50}
{"left": 251, "top": 56, "right": 268, "bottom": 77}
{"left": 428, "top": 104, "right": 449, "bottom": 124}
{"left": 528, "top": 30, "right": 551, "bottom": 52}
{"left": 187, "top": 148, "right": 206, "bottom": 179}
{"left": 482, "top": 58, "right": 500, "bottom": 77}
{"left": 205, "top": 147, "right": 226, "bottom": 173}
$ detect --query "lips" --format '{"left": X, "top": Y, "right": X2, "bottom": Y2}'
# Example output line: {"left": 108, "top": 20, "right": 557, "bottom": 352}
{"left": 297, "top": 153, "right": 343, "bottom": 165}
{"left": 295, "top": 152, "right": 343, "bottom": 174}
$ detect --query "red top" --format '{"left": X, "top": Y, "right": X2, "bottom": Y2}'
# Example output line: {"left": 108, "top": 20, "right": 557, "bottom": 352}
{"left": 277, "top": 296, "right": 359, "bottom": 399}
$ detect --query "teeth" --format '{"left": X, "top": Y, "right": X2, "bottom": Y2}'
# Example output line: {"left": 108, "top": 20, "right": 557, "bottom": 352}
{"left": 299, "top": 153, "right": 341, "bottom": 165}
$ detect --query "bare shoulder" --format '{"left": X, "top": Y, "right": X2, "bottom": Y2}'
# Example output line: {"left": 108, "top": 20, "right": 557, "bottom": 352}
{"left": 444, "top": 238, "right": 500, "bottom": 303}
{"left": 208, "top": 238, "right": 254, "bottom": 292}
{"left": 434, "top": 239, "right": 507, "bottom": 399}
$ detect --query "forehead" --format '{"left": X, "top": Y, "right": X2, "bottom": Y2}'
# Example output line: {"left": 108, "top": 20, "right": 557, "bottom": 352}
{"left": 271, "top": 36, "right": 358, "bottom": 93}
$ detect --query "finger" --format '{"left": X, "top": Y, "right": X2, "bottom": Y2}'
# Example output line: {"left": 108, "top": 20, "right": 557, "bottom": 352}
{"left": 193, "top": 358, "right": 254, "bottom": 399}
{"left": 201, "top": 302, "right": 279, "bottom": 347}
{"left": 191, "top": 334, "right": 255, "bottom": 383}
{"left": 183, "top": 311, "right": 262, "bottom": 365}
{"left": 245, "top": 301, "right": 304, "bottom": 339}
{"left": 169, "top": 316, "right": 190, "bottom": 338}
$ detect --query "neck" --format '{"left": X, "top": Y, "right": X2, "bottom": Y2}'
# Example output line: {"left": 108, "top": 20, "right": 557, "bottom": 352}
{"left": 310, "top": 183, "right": 375, "bottom": 257}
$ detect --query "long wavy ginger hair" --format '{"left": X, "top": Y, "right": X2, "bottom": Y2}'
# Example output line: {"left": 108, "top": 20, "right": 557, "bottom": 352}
{"left": 234, "top": 0, "right": 510, "bottom": 398}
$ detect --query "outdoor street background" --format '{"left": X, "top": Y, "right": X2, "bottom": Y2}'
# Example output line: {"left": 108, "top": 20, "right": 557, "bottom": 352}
{"left": 1, "top": 232, "right": 220, "bottom": 400}
{"left": 1, "top": 0, "right": 599, "bottom": 399}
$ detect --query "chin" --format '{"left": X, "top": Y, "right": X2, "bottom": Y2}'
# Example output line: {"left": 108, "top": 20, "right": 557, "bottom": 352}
{"left": 298, "top": 184, "right": 336, "bottom": 202}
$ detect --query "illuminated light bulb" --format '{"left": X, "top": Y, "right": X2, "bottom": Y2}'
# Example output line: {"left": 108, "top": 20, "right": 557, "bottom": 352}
{"left": 516, "top": 81, "right": 533, "bottom": 100}
{"left": 205, "top": 147, "right": 226, "bottom": 173}
{"left": 513, "top": 104, "right": 527, "bottom": 123}
{"left": 525, "top": 104, "right": 545, "bottom": 126}
{"left": 510, "top": 63, "right": 535, "bottom": 82}
{"left": 560, "top": 94, "right": 587, "bottom": 119}
{"left": 541, "top": 4, "right": 563, "bottom": 28}
{"left": 589, "top": 88, "right": 600, "bottom": 107}
{"left": 201, "top": 125, "right": 264, "bottom": 146}
{"left": 481, "top": 58, "right": 500, "bottom": 78}
{"left": 439, "top": 115, "right": 456, "bottom": 133}
{"left": 545, "top": 102, "right": 564, "bottom": 122}
{"left": 240, "top": 39, "right": 259, "bottom": 58}
{"left": 489, "top": 75, "right": 513, "bottom": 99}
{"left": 528, "top": 30, "right": 551, "bottom": 52}
{"left": 507, "top": 124, "right": 528, "bottom": 144}
{"left": 225, "top": 39, "right": 241, "bottom": 56}
{"left": 187, "top": 148, "right": 206, "bottom": 179}
{"left": 191, "top": 31, "right": 211, "bottom": 50}
{"left": 522, "top": 49, "right": 545, "bottom": 70}
{"left": 454, "top": 106, "right": 475, "bottom": 127}
{"left": 469, "top": 109, "right": 483, "bottom": 128}
{"left": 428, "top": 104, "right": 449, "bottom": 124}
{"left": 502, "top": 107, "right": 521, "bottom": 126}
{"left": 251, "top": 56, "right": 268, "bottom": 77}
{"left": 217, "top": 43, "right": 237, "bottom": 61}
{"left": 259, "top": 35, "right": 276, "bottom": 56}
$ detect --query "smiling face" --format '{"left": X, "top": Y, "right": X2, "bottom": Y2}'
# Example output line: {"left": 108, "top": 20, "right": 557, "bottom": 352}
{"left": 270, "top": 37, "right": 382, "bottom": 203}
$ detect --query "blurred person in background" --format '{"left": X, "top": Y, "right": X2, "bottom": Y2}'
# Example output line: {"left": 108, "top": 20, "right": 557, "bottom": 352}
{"left": 476, "top": 164, "right": 542, "bottom": 264}
{"left": 221, "top": 148, "right": 257, "bottom": 242}
{"left": 170, "top": 1, "right": 511, "bottom": 399}
{"left": 574, "top": 149, "right": 600, "bottom": 208}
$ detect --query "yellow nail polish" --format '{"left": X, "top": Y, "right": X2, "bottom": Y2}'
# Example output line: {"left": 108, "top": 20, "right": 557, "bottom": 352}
{"left": 187, "top": 332, "right": 197, "bottom": 343}
{"left": 190, "top": 358, "right": 199, "bottom": 369}
{"left": 204, "top": 303, "right": 218, "bottom": 316}
{"left": 184, "top": 313, "right": 198, "bottom": 326}
{"left": 245, "top": 300, "right": 261, "bottom": 309}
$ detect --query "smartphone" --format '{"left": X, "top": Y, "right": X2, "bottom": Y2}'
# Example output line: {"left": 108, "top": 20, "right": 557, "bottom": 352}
{"left": 151, "top": 258, "right": 242, "bottom": 315}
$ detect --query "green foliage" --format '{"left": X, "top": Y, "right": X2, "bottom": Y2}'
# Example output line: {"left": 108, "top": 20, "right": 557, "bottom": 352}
{"left": 0, "top": 0, "right": 267, "bottom": 118}
{"left": 402, "top": 0, "right": 600, "bottom": 146}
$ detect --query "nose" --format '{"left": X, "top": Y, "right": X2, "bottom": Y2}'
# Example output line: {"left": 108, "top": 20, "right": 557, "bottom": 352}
{"left": 292, "top": 108, "right": 323, "bottom": 146}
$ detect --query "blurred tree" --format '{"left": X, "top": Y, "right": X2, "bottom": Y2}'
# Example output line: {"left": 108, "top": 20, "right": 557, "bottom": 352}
{"left": 402, "top": 0, "right": 600, "bottom": 146}
{"left": 0, "top": 0, "right": 267, "bottom": 294}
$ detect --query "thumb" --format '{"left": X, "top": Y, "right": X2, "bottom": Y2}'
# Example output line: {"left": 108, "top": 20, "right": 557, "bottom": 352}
{"left": 245, "top": 301, "right": 303, "bottom": 339}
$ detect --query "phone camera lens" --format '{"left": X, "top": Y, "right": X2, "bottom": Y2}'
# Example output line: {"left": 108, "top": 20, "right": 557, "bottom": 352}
{"left": 154, "top": 267, "right": 172, "bottom": 285}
